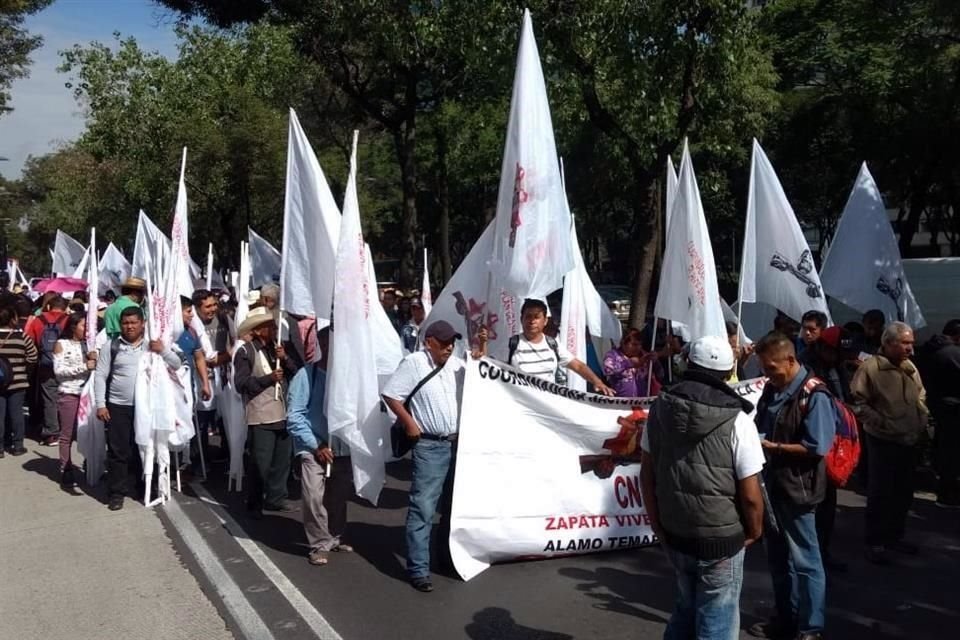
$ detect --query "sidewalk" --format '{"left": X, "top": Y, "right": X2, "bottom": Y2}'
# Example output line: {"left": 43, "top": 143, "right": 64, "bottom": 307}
{"left": 0, "top": 441, "right": 235, "bottom": 640}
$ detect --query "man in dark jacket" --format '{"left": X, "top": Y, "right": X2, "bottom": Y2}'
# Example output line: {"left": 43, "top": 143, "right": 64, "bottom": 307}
{"left": 749, "top": 333, "right": 834, "bottom": 640}
{"left": 918, "top": 319, "right": 960, "bottom": 507}
{"left": 640, "top": 335, "right": 765, "bottom": 640}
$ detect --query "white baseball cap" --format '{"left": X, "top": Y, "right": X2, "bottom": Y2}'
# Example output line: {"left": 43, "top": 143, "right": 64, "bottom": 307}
{"left": 687, "top": 335, "right": 735, "bottom": 372}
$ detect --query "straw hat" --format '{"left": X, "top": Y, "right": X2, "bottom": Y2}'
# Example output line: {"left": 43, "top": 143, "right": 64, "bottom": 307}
{"left": 121, "top": 276, "right": 147, "bottom": 291}
{"left": 237, "top": 306, "right": 276, "bottom": 336}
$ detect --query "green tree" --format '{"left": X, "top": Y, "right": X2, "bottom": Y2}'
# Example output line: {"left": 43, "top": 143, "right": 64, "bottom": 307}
{"left": 0, "top": 0, "right": 52, "bottom": 116}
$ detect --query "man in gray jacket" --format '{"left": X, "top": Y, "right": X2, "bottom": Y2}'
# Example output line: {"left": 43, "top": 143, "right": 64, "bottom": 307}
{"left": 641, "top": 335, "right": 765, "bottom": 640}
{"left": 95, "top": 306, "right": 183, "bottom": 511}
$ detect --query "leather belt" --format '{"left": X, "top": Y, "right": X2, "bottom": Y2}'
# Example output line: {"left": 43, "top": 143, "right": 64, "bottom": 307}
{"left": 419, "top": 432, "right": 458, "bottom": 442}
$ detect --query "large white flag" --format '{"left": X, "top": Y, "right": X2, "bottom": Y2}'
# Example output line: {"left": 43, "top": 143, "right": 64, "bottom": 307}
{"left": 739, "top": 139, "right": 831, "bottom": 323}
{"left": 421, "top": 248, "right": 433, "bottom": 316}
{"left": 52, "top": 230, "right": 86, "bottom": 277}
{"left": 366, "top": 243, "right": 404, "bottom": 374}
{"left": 821, "top": 163, "right": 925, "bottom": 328}
{"left": 280, "top": 108, "right": 341, "bottom": 325}
{"left": 654, "top": 141, "right": 726, "bottom": 341}
{"left": 248, "top": 227, "right": 282, "bottom": 289}
{"left": 76, "top": 228, "right": 106, "bottom": 485}
{"left": 98, "top": 243, "right": 131, "bottom": 293}
{"left": 166, "top": 148, "right": 192, "bottom": 341}
{"left": 489, "top": 9, "right": 573, "bottom": 299}
{"left": 132, "top": 209, "right": 220, "bottom": 293}
{"left": 325, "top": 132, "right": 388, "bottom": 505}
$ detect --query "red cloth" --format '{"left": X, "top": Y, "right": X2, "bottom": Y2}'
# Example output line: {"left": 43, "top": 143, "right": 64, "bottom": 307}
{"left": 24, "top": 310, "right": 68, "bottom": 345}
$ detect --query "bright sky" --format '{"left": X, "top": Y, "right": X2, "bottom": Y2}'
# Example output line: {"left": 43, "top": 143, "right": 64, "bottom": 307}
{"left": 0, "top": 0, "right": 180, "bottom": 179}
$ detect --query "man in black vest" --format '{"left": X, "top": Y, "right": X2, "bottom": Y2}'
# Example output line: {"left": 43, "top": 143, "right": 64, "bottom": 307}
{"left": 750, "top": 333, "right": 834, "bottom": 640}
{"left": 641, "top": 335, "right": 764, "bottom": 640}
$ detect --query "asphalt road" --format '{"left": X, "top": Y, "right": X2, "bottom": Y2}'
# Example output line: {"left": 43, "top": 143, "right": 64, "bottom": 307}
{"left": 163, "top": 454, "right": 960, "bottom": 640}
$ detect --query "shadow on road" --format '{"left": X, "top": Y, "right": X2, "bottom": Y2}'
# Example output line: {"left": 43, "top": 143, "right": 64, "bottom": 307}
{"left": 21, "top": 448, "right": 109, "bottom": 504}
{"left": 464, "top": 607, "right": 574, "bottom": 640}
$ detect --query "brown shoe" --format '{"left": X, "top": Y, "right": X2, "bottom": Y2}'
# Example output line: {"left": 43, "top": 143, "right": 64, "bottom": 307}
{"left": 308, "top": 550, "right": 329, "bottom": 566}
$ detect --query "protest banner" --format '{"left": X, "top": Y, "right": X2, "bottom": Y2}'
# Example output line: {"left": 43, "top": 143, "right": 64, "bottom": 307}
{"left": 450, "top": 357, "right": 766, "bottom": 581}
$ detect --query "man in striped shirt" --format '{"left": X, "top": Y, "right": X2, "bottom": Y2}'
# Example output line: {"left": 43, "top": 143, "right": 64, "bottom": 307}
{"left": 498, "top": 299, "right": 614, "bottom": 395}
{"left": 0, "top": 299, "right": 39, "bottom": 457}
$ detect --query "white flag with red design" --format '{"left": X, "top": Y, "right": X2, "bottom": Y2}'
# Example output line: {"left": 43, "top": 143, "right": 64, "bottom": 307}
{"left": 488, "top": 9, "right": 573, "bottom": 299}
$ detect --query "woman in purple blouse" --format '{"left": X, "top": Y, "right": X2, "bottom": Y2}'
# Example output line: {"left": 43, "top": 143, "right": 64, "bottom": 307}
{"left": 603, "top": 328, "right": 662, "bottom": 397}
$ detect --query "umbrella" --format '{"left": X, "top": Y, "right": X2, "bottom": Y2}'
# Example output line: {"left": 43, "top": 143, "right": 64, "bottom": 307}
{"left": 34, "top": 276, "right": 88, "bottom": 294}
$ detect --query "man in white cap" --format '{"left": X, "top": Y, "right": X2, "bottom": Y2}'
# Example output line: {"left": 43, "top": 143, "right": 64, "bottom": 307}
{"left": 234, "top": 306, "right": 297, "bottom": 518}
{"left": 383, "top": 319, "right": 486, "bottom": 592}
{"left": 640, "top": 335, "right": 765, "bottom": 640}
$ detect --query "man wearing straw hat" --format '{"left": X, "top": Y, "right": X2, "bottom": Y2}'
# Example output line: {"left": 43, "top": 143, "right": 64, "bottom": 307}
{"left": 235, "top": 306, "right": 298, "bottom": 518}
{"left": 103, "top": 277, "right": 147, "bottom": 340}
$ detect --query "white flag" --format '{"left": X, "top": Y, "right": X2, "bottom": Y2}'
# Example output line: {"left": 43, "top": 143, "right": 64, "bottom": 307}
{"left": 165, "top": 147, "right": 192, "bottom": 341}
{"left": 421, "top": 247, "right": 433, "bottom": 316}
{"left": 820, "top": 163, "right": 925, "bottom": 328}
{"left": 52, "top": 230, "right": 86, "bottom": 277}
{"left": 280, "top": 108, "right": 341, "bottom": 325}
{"left": 423, "top": 222, "right": 521, "bottom": 360}
{"left": 132, "top": 210, "right": 168, "bottom": 281}
{"left": 366, "top": 243, "right": 404, "bottom": 374}
{"left": 98, "top": 243, "right": 131, "bottom": 293}
{"left": 325, "top": 132, "right": 387, "bottom": 505}
{"left": 489, "top": 9, "right": 573, "bottom": 299}
{"left": 739, "top": 139, "right": 831, "bottom": 324}
{"left": 666, "top": 155, "right": 678, "bottom": 235}
{"left": 247, "top": 227, "right": 283, "bottom": 289}
{"left": 654, "top": 140, "right": 726, "bottom": 341}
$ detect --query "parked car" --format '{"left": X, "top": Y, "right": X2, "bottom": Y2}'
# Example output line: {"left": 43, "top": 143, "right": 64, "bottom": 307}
{"left": 596, "top": 285, "right": 633, "bottom": 323}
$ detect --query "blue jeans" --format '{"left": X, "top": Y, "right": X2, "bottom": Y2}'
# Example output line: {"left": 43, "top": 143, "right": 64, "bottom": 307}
{"left": 663, "top": 546, "right": 744, "bottom": 640}
{"left": 406, "top": 438, "right": 455, "bottom": 579}
{"left": 0, "top": 390, "right": 26, "bottom": 449}
{"left": 765, "top": 497, "right": 826, "bottom": 634}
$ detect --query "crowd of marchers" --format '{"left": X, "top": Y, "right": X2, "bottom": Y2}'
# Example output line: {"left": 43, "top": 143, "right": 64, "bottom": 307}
{"left": 1, "top": 280, "right": 958, "bottom": 639}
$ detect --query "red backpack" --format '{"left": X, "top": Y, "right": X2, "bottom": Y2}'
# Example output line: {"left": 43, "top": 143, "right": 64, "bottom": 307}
{"left": 798, "top": 377, "right": 862, "bottom": 487}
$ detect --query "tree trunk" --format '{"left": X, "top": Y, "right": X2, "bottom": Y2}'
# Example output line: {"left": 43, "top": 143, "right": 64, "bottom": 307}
{"left": 436, "top": 130, "right": 452, "bottom": 283}
{"left": 395, "top": 116, "right": 418, "bottom": 289}
{"left": 628, "top": 178, "right": 660, "bottom": 330}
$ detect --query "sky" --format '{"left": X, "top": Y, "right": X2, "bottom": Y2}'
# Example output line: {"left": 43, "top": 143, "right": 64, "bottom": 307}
{"left": 0, "top": 0, "right": 181, "bottom": 179}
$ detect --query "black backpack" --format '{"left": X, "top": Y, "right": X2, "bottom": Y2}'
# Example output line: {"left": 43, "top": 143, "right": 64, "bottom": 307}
{"left": 38, "top": 317, "right": 64, "bottom": 368}
{"left": 0, "top": 331, "right": 17, "bottom": 392}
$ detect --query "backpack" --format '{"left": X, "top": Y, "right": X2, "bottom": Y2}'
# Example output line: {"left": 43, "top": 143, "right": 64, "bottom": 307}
{"left": 0, "top": 353, "right": 12, "bottom": 393}
{"left": 507, "top": 334, "right": 565, "bottom": 385}
{"left": 38, "top": 317, "right": 65, "bottom": 368}
{"left": 799, "top": 377, "right": 862, "bottom": 487}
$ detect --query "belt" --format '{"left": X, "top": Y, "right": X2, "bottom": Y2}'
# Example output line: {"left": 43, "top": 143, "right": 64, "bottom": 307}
{"left": 419, "top": 432, "right": 458, "bottom": 442}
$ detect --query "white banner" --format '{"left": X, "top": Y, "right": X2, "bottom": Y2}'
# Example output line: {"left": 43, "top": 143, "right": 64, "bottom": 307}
{"left": 450, "top": 358, "right": 767, "bottom": 581}
{"left": 52, "top": 230, "right": 86, "bottom": 277}
{"left": 248, "top": 226, "right": 282, "bottom": 289}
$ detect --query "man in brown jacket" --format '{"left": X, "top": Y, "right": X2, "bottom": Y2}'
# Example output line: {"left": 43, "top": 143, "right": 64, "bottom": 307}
{"left": 850, "top": 321, "right": 929, "bottom": 565}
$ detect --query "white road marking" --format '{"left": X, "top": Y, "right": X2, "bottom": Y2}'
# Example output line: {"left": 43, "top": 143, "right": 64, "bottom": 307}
{"left": 190, "top": 481, "right": 345, "bottom": 640}
{"left": 164, "top": 494, "right": 277, "bottom": 640}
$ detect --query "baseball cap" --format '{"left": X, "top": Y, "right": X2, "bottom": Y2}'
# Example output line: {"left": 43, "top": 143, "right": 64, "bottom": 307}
{"left": 424, "top": 320, "right": 462, "bottom": 343}
{"left": 819, "top": 326, "right": 843, "bottom": 349}
{"left": 687, "top": 335, "right": 735, "bottom": 372}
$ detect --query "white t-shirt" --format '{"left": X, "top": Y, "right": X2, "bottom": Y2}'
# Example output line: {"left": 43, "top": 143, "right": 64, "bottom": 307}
{"left": 383, "top": 350, "right": 466, "bottom": 437}
{"left": 502, "top": 334, "right": 574, "bottom": 381}
{"left": 641, "top": 411, "right": 764, "bottom": 480}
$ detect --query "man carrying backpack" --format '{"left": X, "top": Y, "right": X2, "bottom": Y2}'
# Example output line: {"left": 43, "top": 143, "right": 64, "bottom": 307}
{"left": 24, "top": 295, "right": 70, "bottom": 446}
{"left": 500, "top": 298, "right": 614, "bottom": 395}
{"left": 749, "top": 332, "right": 834, "bottom": 640}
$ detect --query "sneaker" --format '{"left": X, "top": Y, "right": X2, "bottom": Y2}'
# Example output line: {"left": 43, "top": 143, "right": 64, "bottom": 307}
{"left": 747, "top": 617, "right": 795, "bottom": 639}
{"left": 108, "top": 495, "right": 124, "bottom": 511}
{"left": 865, "top": 545, "right": 891, "bottom": 565}
{"left": 887, "top": 540, "right": 919, "bottom": 555}
{"left": 410, "top": 577, "right": 433, "bottom": 593}
{"left": 60, "top": 466, "right": 78, "bottom": 488}
{"left": 44, "top": 436, "right": 59, "bottom": 447}
{"left": 308, "top": 550, "right": 329, "bottom": 566}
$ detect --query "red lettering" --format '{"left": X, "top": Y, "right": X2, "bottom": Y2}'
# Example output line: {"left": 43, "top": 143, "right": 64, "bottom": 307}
{"left": 545, "top": 517, "right": 556, "bottom": 531}
{"left": 614, "top": 476, "right": 629, "bottom": 508}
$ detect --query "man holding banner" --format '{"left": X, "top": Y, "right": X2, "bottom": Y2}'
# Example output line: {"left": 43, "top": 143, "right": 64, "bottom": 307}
{"left": 640, "top": 335, "right": 765, "bottom": 640}
{"left": 383, "top": 320, "right": 485, "bottom": 593}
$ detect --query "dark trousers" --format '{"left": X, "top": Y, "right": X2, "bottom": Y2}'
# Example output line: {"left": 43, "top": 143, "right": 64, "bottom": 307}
{"left": 246, "top": 424, "right": 292, "bottom": 509}
{"left": 0, "top": 390, "right": 26, "bottom": 449}
{"left": 865, "top": 433, "right": 917, "bottom": 546}
{"left": 39, "top": 367, "right": 60, "bottom": 438}
{"left": 933, "top": 402, "right": 960, "bottom": 503}
{"left": 815, "top": 484, "right": 837, "bottom": 556}
{"left": 106, "top": 404, "right": 142, "bottom": 499}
